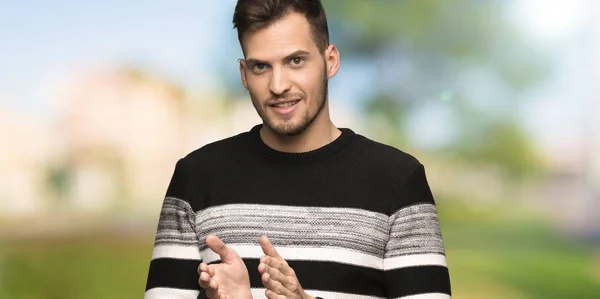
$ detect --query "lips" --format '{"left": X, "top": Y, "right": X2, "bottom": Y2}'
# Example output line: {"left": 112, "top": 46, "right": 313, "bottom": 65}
{"left": 270, "top": 100, "right": 300, "bottom": 108}
{"left": 268, "top": 99, "right": 301, "bottom": 115}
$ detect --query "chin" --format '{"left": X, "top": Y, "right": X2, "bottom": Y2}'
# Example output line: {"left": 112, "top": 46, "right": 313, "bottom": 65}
{"left": 266, "top": 120, "right": 308, "bottom": 136}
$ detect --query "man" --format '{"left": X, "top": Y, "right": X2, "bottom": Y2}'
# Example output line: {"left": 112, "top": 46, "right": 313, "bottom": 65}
{"left": 144, "top": 0, "right": 452, "bottom": 298}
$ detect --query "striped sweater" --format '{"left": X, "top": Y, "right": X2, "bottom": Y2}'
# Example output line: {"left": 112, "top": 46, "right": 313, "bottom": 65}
{"left": 145, "top": 124, "right": 452, "bottom": 299}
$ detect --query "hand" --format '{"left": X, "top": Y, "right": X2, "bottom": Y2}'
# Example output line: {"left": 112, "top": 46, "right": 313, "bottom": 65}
{"left": 198, "top": 235, "right": 252, "bottom": 299}
{"left": 258, "top": 236, "right": 315, "bottom": 299}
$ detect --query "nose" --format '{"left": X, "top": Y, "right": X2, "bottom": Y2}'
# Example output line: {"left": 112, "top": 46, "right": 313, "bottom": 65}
{"left": 269, "top": 66, "right": 291, "bottom": 96}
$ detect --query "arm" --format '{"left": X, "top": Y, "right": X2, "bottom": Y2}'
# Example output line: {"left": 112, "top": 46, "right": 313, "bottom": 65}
{"left": 384, "top": 163, "right": 452, "bottom": 299}
{"left": 145, "top": 159, "right": 202, "bottom": 299}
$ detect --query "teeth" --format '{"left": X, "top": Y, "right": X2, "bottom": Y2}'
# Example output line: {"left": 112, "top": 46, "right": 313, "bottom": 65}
{"left": 274, "top": 101, "right": 297, "bottom": 108}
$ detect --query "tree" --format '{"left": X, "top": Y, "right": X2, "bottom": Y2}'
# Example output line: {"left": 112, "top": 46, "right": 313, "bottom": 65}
{"left": 323, "top": 0, "right": 549, "bottom": 179}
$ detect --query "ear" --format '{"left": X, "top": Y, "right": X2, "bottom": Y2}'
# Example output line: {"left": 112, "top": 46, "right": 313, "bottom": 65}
{"left": 239, "top": 58, "right": 249, "bottom": 90}
{"left": 324, "top": 44, "right": 340, "bottom": 79}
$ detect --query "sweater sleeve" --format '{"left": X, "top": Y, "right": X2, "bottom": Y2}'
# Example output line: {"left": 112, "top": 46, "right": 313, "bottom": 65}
{"left": 145, "top": 159, "right": 203, "bottom": 299}
{"left": 383, "top": 164, "right": 452, "bottom": 299}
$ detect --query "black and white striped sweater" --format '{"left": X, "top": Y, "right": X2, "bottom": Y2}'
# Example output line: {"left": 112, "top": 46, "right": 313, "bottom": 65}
{"left": 145, "top": 124, "right": 452, "bottom": 299}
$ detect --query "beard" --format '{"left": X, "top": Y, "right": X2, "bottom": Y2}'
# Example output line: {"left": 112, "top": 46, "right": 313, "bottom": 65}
{"left": 249, "top": 65, "right": 329, "bottom": 136}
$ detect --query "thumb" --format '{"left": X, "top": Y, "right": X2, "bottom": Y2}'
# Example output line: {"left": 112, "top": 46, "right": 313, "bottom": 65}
{"left": 206, "top": 235, "right": 240, "bottom": 263}
{"left": 259, "top": 235, "right": 280, "bottom": 257}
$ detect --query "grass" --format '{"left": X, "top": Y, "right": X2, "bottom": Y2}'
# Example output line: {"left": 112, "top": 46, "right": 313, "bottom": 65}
{"left": 0, "top": 234, "right": 154, "bottom": 299}
{"left": 439, "top": 201, "right": 600, "bottom": 299}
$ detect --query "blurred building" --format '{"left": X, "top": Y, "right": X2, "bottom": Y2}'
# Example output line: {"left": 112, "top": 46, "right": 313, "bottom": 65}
{"left": 52, "top": 66, "right": 272, "bottom": 216}
{"left": 54, "top": 67, "right": 192, "bottom": 214}
{"left": 0, "top": 103, "right": 54, "bottom": 217}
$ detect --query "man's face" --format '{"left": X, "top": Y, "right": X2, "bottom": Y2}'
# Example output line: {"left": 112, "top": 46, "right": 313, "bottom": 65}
{"left": 239, "top": 12, "right": 336, "bottom": 136}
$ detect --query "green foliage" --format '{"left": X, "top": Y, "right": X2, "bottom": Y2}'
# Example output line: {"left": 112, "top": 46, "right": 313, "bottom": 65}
{"left": 476, "top": 121, "right": 543, "bottom": 178}
{"left": 45, "top": 163, "right": 71, "bottom": 203}
{"left": 322, "top": 0, "right": 549, "bottom": 176}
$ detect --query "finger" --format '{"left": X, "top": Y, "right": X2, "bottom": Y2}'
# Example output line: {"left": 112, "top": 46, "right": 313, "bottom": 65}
{"left": 263, "top": 271, "right": 293, "bottom": 296}
{"left": 264, "top": 288, "right": 273, "bottom": 299}
{"left": 266, "top": 255, "right": 294, "bottom": 276}
{"left": 207, "top": 264, "right": 216, "bottom": 276}
{"left": 209, "top": 278, "right": 219, "bottom": 291}
{"left": 199, "top": 272, "right": 211, "bottom": 289}
{"left": 258, "top": 261, "right": 267, "bottom": 275}
{"left": 206, "top": 235, "right": 240, "bottom": 263}
{"left": 264, "top": 264, "right": 288, "bottom": 285}
{"left": 261, "top": 255, "right": 282, "bottom": 271}
{"left": 265, "top": 288, "right": 283, "bottom": 299}
{"left": 261, "top": 269, "right": 270, "bottom": 284}
{"left": 217, "top": 288, "right": 228, "bottom": 299}
{"left": 265, "top": 288, "right": 294, "bottom": 299}
{"left": 259, "top": 235, "right": 280, "bottom": 258}
{"left": 198, "top": 262, "right": 209, "bottom": 275}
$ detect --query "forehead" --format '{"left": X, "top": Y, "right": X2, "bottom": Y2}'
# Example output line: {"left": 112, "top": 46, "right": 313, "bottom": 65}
{"left": 243, "top": 12, "right": 317, "bottom": 60}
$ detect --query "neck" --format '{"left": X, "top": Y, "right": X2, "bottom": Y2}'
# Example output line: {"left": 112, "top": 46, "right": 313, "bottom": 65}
{"left": 259, "top": 103, "right": 341, "bottom": 153}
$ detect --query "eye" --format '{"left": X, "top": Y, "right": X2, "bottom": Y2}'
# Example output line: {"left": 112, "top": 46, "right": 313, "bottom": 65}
{"left": 252, "top": 63, "right": 269, "bottom": 74}
{"left": 289, "top": 57, "right": 305, "bottom": 67}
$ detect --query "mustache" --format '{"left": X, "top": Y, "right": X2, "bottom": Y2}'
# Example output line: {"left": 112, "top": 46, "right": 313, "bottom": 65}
{"left": 267, "top": 92, "right": 305, "bottom": 102}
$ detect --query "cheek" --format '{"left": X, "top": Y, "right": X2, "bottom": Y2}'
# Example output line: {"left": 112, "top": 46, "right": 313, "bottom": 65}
{"left": 296, "top": 72, "right": 324, "bottom": 99}
{"left": 247, "top": 78, "right": 268, "bottom": 96}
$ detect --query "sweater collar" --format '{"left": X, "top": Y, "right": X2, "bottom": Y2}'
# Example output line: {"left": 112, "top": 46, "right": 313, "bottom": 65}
{"left": 247, "top": 124, "right": 355, "bottom": 164}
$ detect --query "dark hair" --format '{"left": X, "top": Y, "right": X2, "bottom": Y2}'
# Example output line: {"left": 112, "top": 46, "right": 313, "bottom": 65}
{"left": 233, "top": 0, "right": 329, "bottom": 53}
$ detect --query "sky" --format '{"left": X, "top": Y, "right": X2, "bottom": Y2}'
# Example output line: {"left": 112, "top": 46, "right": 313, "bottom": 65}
{"left": 0, "top": 0, "right": 596, "bottom": 153}
{"left": 0, "top": 0, "right": 236, "bottom": 111}
{"left": 513, "top": 0, "right": 598, "bottom": 151}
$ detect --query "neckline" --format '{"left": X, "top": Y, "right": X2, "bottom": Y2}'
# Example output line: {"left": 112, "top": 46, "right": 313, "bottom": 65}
{"left": 247, "top": 124, "right": 355, "bottom": 164}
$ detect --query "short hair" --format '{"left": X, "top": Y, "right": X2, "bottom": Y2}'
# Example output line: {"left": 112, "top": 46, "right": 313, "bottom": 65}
{"left": 233, "top": 0, "right": 330, "bottom": 54}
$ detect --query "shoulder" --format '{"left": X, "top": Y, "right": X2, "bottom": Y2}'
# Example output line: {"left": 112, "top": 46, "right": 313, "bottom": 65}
{"left": 340, "top": 132, "right": 434, "bottom": 214}
{"left": 173, "top": 129, "right": 249, "bottom": 182}
{"left": 165, "top": 130, "right": 251, "bottom": 210}
{"left": 349, "top": 133, "right": 423, "bottom": 175}
{"left": 349, "top": 133, "right": 436, "bottom": 212}
{"left": 178, "top": 130, "right": 249, "bottom": 169}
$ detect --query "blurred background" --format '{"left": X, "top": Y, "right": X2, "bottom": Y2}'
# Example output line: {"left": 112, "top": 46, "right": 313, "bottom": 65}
{"left": 0, "top": 0, "right": 599, "bottom": 298}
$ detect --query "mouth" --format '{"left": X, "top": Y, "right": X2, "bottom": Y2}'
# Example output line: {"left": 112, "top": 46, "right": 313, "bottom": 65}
{"left": 268, "top": 99, "right": 301, "bottom": 115}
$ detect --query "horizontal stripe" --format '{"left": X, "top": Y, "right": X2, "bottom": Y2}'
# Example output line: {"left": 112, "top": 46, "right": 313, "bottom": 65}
{"left": 250, "top": 288, "right": 267, "bottom": 298}
{"left": 195, "top": 203, "right": 389, "bottom": 256}
{"left": 238, "top": 259, "right": 387, "bottom": 297}
{"left": 155, "top": 197, "right": 199, "bottom": 247}
{"left": 306, "top": 289, "right": 386, "bottom": 299}
{"left": 385, "top": 265, "right": 451, "bottom": 298}
{"left": 387, "top": 204, "right": 445, "bottom": 257}
{"left": 144, "top": 259, "right": 449, "bottom": 298}
{"left": 394, "top": 293, "right": 451, "bottom": 299}
{"left": 145, "top": 258, "right": 200, "bottom": 291}
{"left": 253, "top": 288, "right": 386, "bottom": 299}
{"left": 152, "top": 244, "right": 201, "bottom": 260}
{"left": 199, "top": 203, "right": 388, "bottom": 219}
{"left": 144, "top": 287, "right": 199, "bottom": 299}
{"left": 384, "top": 253, "right": 447, "bottom": 270}
{"left": 201, "top": 245, "right": 383, "bottom": 269}
{"left": 201, "top": 288, "right": 387, "bottom": 299}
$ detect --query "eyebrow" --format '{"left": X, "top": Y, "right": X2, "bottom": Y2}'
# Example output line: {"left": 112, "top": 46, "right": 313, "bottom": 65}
{"left": 245, "top": 50, "right": 311, "bottom": 65}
